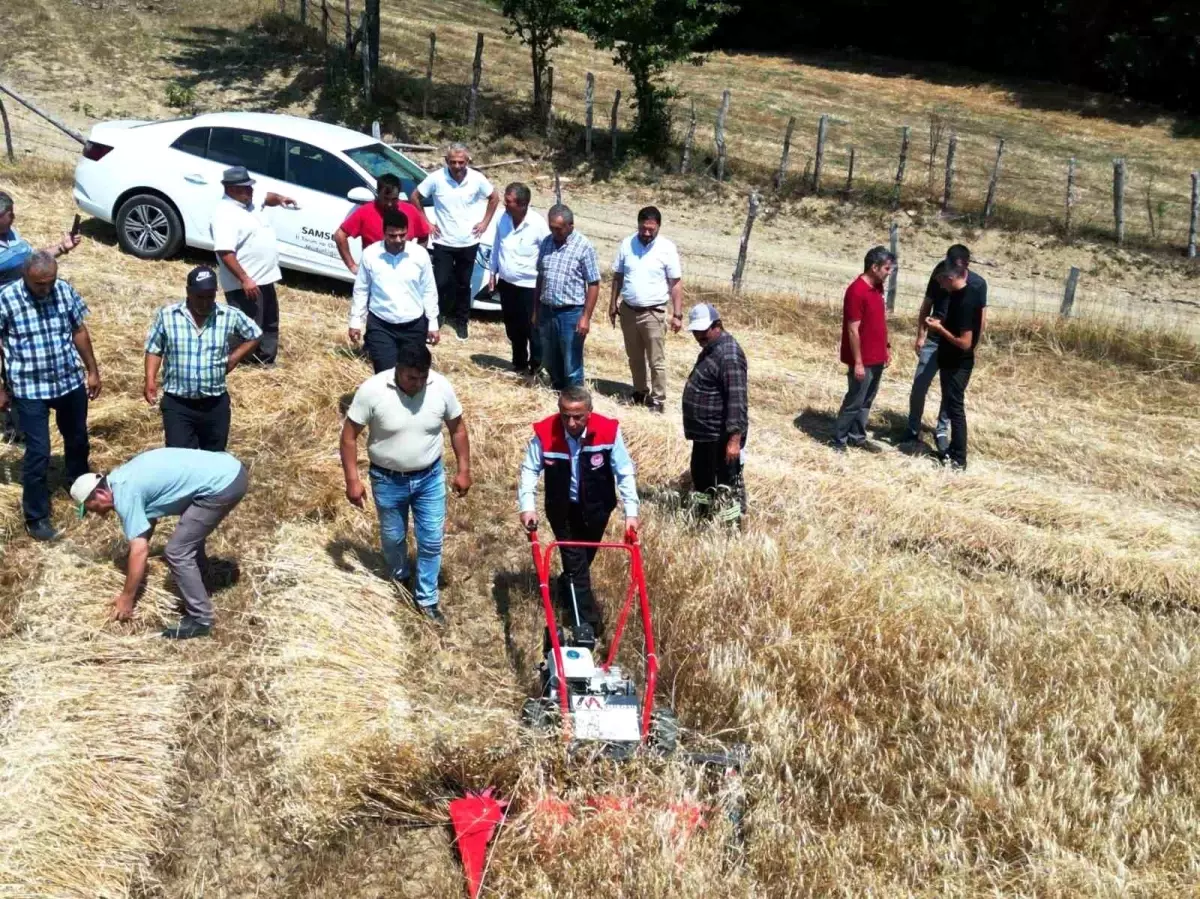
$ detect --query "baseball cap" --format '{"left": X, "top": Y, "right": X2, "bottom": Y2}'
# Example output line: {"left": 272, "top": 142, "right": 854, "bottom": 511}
{"left": 686, "top": 304, "right": 720, "bottom": 332}
{"left": 221, "top": 165, "right": 256, "bottom": 186}
{"left": 70, "top": 472, "right": 104, "bottom": 517}
{"left": 186, "top": 265, "right": 218, "bottom": 292}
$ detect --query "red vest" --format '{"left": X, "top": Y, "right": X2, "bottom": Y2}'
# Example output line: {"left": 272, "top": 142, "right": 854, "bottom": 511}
{"left": 532, "top": 413, "right": 620, "bottom": 527}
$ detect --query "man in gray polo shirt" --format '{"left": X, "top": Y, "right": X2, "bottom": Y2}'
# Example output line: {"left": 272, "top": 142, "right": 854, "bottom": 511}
{"left": 339, "top": 341, "right": 472, "bottom": 624}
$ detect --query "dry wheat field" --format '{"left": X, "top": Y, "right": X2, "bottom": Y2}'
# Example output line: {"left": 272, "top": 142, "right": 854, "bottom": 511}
{"left": 0, "top": 157, "right": 1198, "bottom": 898}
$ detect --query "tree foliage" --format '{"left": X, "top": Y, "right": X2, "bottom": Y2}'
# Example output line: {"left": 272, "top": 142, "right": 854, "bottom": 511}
{"left": 500, "top": 0, "right": 577, "bottom": 120}
{"left": 575, "top": 0, "right": 737, "bottom": 148}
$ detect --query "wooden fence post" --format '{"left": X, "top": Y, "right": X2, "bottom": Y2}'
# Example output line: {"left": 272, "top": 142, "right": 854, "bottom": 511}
{"left": 731, "top": 191, "right": 761, "bottom": 293}
{"left": 423, "top": 32, "right": 436, "bottom": 118}
{"left": 812, "top": 114, "right": 828, "bottom": 194}
{"left": 344, "top": 0, "right": 353, "bottom": 50}
{"left": 1189, "top": 172, "right": 1199, "bottom": 259}
{"left": 365, "top": 0, "right": 380, "bottom": 77}
{"left": 715, "top": 89, "right": 731, "bottom": 182}
{"left": 941, "top": 132, "right": 957, "bottom": 213}
{"left": 359, "top": 12, "right": 372, "bottom": 101}
{"left": 554, "top": 172, "right": 562, "bottom": 206}
{"left": 584, "top": 73, "right": 595, "bottom": 159}
{"left": 466, "top": 32, "right": 484, "bottom": 126}
{"left": 886, "top": 223, "right": 899, "bottom": 312}
{"left": 0, "top": 84, "right": 85, "bottom": 144}
{"left": 892, "top": 126, "right": 910, "bottom": 209}
{"left": 680, "top": 99, "right": 697, "bottom": 175}
{"left": 1113, "top": 158, "right": 1126, "bottom": 245}
{"left": 544, "top": 65, "right": 554, "bottom": 137}
{"left": 321, "top": 0, "right": 328, "bottom": 42}
{"left": 1061, "top": 266, "right": 1081, "bottom": 317}
{"left": 982, "top": 137, "right": 1005, "bottom": 225}
{"left": 609, "top": 90, "right": 621, "bottom": 162}
{"left": 773, "top": 115, "right": 795, "bottom": 192}
{"left": 0, "top": 96, "right": 13, "bottom": 163}
{"left": 300, "top": 0, "right": 307, "bottom": 24}
{"left": 844, "top": 146, "right": 856, "bottom": 199}
{"left": 1065, "top": 156, "right": 1076, "bottom": 236}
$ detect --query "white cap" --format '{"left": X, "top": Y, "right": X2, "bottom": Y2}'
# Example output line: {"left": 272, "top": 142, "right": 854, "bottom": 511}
{"left": 686, "top": 303, "right": 720, "bottom": 332}
{"left": 70, "top": 472, "right": 104, "bottom": 511}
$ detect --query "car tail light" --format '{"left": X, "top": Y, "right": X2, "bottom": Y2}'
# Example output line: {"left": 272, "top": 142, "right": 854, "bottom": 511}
{"left": 82, "top": 141, "right": 113, "bottom": 162}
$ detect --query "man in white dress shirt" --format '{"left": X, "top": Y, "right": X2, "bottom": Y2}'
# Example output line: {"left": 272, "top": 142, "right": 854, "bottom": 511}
{"left": 607, "top": 206, "right": 683, "bottom": 413}
{"left": 409, "top": 143, "right": 499, "bottom": 342}
{"left": 488, "top": 182, "right": 549, "bottom": 375}
{"left": 349, "top": 208, "right": 440, "bottom": 373}
{"left": 210, "top": 166, "right": 297, "bottom": 365}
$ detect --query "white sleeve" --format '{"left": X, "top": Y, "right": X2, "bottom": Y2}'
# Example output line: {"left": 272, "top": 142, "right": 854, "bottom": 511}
{"left": 349, "top": 251, "right": 370, "bottom": 330}
{"left": 517, "top": 437, "right": 544, "bottom": 514}
{"left": 211, "top": 206, "right": 239, "bottom": 253}
{"left": 346, "top": 382, "right": 373, "bottom": 426}
{"left": 420, "top": 253, "right": 439, "bottom": 330}
{"left": 664, "top": 240, "right": 683, "bottom": 279}
{"left": 441, "top": 378, "right": 463, "bottom": 421}
{"left": 611, "top": 240, "right": 625, "bottom": 275}
{"left": 416, "top": 172, "right": 438, "bottom": 200}
{"left": 476, "top": 171, "right": 495, "bottom": 200}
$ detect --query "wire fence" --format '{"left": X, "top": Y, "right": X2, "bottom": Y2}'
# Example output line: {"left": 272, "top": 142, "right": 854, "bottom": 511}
{"left": 0, "top": 98, "right": 85, "bottom": 166}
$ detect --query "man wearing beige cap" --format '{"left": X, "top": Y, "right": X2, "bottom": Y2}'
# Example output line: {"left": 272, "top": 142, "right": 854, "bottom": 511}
{"left": 72, "top": 448, "right": 249, "bottom": 639}
{"left": 682, "top": 303, "right": 748, "bottom": 522}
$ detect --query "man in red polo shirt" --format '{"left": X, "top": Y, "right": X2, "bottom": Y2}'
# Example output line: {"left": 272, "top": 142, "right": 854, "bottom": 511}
{"left": 334, "top": 173, "right": 431, "bottom": 275}
{"left": 832, "top": 245, "right": 895, "bottom": 451}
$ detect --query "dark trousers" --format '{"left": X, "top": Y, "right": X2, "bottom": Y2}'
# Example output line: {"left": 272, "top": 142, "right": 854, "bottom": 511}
{"left": 833, "top": 363, "right": 885, "bottom": 446}
{"left": 431, "top": 244, "right": 477, "bottom": 326}
{"left": 162, "top": 392, "right": 231, "bottom": 452}
{"left": 364, "top": 312, "right": 428, "bottom": 374}
{"left": 225, "top": 282, "right": 279, "bottom": 363}
{"left": 548, "top": 504, "right": 609, "bottom": 635}
{"left": 939, "top": 355, "right": 975, "bottom": 468}
{"left": 690, "top": 435, "right": 747, "bottom": 519}
{"left": 13, "top": 386, "right": 89, "bottom": 524}
{"left": 497, "top": 279, "right": 540, "bottom": 370}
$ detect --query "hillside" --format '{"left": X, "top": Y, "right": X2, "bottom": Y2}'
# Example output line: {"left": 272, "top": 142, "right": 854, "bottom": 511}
{"left": 1, "top": 1, "right": 1200, "bottom": 896}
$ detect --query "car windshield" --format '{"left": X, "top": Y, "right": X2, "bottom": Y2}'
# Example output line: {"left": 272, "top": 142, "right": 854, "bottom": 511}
{"left": 345, "top": 143, "right": 429, "bottom": 190}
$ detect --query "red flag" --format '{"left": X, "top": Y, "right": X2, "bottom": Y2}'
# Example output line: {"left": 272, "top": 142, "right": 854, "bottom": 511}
{"left": 449, "top": 788, "right": 508, "bottom": 898}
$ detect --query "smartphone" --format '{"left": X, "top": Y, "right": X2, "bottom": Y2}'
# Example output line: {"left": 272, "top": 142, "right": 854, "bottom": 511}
{"left": 70, "top": 214, "right": 82, "bottom": 237}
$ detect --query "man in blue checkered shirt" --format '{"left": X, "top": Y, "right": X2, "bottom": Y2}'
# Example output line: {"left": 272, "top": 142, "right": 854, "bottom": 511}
{"left": 144, "top": 265, "right": 262, "bottom": 452}
{"left": 0, "top": 251, "right": 102, "bottom": 541}
{"left": 534, "top": 204, "right": 600, "bottom": 389}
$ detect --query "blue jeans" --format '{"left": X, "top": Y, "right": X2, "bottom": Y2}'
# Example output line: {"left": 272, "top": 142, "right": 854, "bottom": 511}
{"left": 907, "top": 339, "right": 950, "bottom": 438}
{"left": 369, "top": 462, "right": 445, "bottom": 607}
{"left": 13, "top": 386, "right": 90, "bottom": 524}
{"left": 538, "top": 304, "right": 585, "bottom": 389}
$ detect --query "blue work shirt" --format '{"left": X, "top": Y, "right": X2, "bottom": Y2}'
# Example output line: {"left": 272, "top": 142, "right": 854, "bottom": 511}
{"left": 108, "top": 448, "right": 243, "bottom": 540}
{"left": 0, "top": 228, "right": 33, "bottom": 286}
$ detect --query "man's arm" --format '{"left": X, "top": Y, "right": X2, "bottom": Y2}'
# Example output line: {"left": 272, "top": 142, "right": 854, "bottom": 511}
{"left": 668, "top": 277, "right": 684, "bottom": 332}
{"left": 847, "top": 320, "right": 864, "bottom": 380}
{"left": 420, "top": 256, "right": 440, "bottom": 337}
{"left": 517, "top": 437, "right": 544, "bottom": 529}
{"left": 408, "top": 185, "right": 435, "bottom": 233}
{"left": 73, "top": 326, "right": 101, "bottom": 400}
{"left": 264, "top": 191, "right": 298, "bottom": 208}
{"left": 216, "top": 250, "right": 260, "bottom": 300}
{"left": 348, "top": 255, "right": 371, "bottom": 341}
{"left": 333, "top": 227, "right": 358, "bottom": 275}
{"left": 722, "top": 346, "right": 749, "bottom": 463}
{"left": 226, "top": 336, "right": 260, "bottom": 371}
{"left": 608, "top": 273, "right": 624, "bottom": 325}
{"left": 473, "top": 189, "right": 500, "bottom": 236}
{"left": 144, "top": 353, "right": 162, "bottom": 405}
{"left": 578, "top": 281, "right": 600, "bottom": 337}
{"left": 611, "top": 428, "right": 640, "bottom": 532}
{"left": 339, "top": 418, "right": 367, "bottom": 506}
{"left": 114, "top": 535, "right": 151, "bottom": 620}
{"left": 979, "top": 307, "right": 988, "bottom": 342}
{"left": 446, "top": 415, "right": 472, "bottom": 496}
{"left": 915, "top": 295, "right": 933, "bottom": 348}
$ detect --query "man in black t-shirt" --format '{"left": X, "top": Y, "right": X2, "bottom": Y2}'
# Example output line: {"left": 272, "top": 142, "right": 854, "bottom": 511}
{"left": 922, "top": 263, "right": 985, "bottom": 469}
{"left": 904, "top": 245, "right": 987, "bottom": 450}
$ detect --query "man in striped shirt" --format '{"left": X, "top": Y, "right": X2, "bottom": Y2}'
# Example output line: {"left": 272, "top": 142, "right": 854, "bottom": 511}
{"left": 144, "top": 266, "right": 262, "bottom": 452}
{"left": 0, "top": 252, "right": 101, "bottom": 541}
{"left": 534, "top": 205, "right": 600, "bottom": 390}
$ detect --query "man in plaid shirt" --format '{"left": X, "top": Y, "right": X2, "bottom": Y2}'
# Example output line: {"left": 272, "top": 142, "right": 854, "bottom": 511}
{"left": 0, "top": 252, "right": 101, "bottom": 541}
{"left": 534, "top": 204, "right": 600, "bottom": 389}
{"left": 144, "top": 266, "right": 262, "bottom": 451}
{"left": 682, "top": 304, "right": 748, "bottom": 523}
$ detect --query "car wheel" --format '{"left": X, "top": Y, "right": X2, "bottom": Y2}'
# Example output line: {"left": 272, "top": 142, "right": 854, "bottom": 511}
{"left": 115, "top": 194, "right": 183, "bottom": 260}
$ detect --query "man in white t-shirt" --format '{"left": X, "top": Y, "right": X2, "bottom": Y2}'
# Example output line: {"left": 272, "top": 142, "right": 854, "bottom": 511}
{"left": 210, "top": 166, "right": 297, "bottom": 365}
{"left": 607, "top": 206, "right": 683, "bottom": 413}
{"left": 408, "top": 143, "right": 499, "bottom": 342}
{"left": 339, "top": 341, "right": 472, "bottom": 624}
{"left": 488, "top": 181, "right": 549, "bottom": 375}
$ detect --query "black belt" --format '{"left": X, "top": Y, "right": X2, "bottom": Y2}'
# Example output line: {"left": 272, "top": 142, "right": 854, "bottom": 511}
{"left": 370, "top": 459, "right": 441, "bottom": 477}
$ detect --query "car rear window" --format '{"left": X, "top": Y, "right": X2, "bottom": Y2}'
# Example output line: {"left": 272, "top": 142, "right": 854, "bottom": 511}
{"left": 344, "top": 143, "right": 428, "bottom": 197}
{"left": 171, "top": 128, "right": 209, "bottom": 158}
{"left": 207, "top": 128, "right": 277, "bottom": 176}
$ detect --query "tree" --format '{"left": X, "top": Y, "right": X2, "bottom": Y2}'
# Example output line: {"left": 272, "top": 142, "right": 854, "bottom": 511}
{"left": 501, "top": 0, "right": 578, "bottom": 121}
{"left": 576, "top": 0, "right": 736, "bottom": 147}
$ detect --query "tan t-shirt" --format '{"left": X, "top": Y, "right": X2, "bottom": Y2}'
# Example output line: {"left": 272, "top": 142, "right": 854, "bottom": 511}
{"left": 346, "top": 370, "right": 462, "bottom": 472}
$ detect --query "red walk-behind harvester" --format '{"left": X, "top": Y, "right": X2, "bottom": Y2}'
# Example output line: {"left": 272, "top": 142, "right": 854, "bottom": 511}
{"left": 523, "top": 526, "right": 678, "bottom": 756}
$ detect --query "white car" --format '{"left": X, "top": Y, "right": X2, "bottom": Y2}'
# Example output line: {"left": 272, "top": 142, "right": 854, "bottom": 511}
{"left": 73, "top": 111, "right": 499, "bottom": 309}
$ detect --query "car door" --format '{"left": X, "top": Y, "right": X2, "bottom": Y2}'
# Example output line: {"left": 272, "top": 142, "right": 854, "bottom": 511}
{"left": 165, "top": 126, "right": 226, "bottom": 250}
{"left": 203, "top": 126, "right": 293, "bottom": 256}
{"left": 275, "top": 137, "right": 371, "bottom": 280}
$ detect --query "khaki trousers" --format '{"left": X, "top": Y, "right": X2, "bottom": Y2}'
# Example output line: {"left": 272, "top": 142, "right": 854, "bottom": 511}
{"left": 618, "top": 304, "right": 667, "bottom": 403}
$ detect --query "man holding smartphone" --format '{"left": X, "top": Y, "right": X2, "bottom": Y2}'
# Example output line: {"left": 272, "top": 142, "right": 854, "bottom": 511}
{"left": 903, "top": 245, "right": 987, "bottom": 449}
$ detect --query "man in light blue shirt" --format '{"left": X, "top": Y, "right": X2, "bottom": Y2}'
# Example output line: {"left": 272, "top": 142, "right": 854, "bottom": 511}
{"left": 518, "top": 386, "right": 638, "bottom": 636}
{"left": 71, "top": 448, "right": 250, "bottom": 639}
